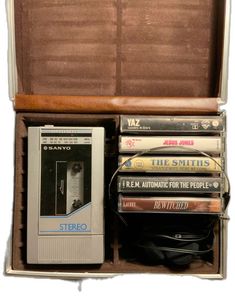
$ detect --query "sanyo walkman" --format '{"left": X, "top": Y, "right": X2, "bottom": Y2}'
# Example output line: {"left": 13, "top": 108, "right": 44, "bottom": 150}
{"left": 27, "top": 126, "right": 105, "bottom": 264}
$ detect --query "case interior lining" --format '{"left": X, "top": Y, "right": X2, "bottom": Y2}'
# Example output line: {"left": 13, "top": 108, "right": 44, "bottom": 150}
{"left": 12, "top": 113, "right": 220, "bottom": 275}
{"left": 14, "top": 0, "right": 225, "bottom": 98}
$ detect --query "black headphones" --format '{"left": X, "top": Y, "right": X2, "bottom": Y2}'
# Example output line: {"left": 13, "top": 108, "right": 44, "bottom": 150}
{"left": 130, "top": 221, "right": 215, "bottom": 267}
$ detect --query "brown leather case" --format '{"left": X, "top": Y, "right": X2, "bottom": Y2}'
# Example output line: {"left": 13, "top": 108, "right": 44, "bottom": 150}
{"left": 8, "top": 0, "right": 229, "bottom": 279}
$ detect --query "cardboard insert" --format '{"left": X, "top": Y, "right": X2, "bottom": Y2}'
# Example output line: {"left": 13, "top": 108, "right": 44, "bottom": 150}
{"left": 11, "top": 113, "right": 221, "bottom": 276}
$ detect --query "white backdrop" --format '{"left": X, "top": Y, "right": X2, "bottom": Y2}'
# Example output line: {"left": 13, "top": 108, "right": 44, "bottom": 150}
{"left": 0, "top": 1, "right": 235, "bottom": 298}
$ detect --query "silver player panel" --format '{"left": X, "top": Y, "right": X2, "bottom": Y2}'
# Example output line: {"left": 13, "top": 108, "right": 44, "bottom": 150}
{"left": 27, "top": 126, "right": 105, "bottom": 264}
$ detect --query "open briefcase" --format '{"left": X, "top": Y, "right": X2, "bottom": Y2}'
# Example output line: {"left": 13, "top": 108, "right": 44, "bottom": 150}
{"left": 5, "top": 0, "right": 231, "bottom": 279}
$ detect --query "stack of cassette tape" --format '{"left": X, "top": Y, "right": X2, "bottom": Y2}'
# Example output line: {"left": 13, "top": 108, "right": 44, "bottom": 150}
{"left": 117, "top": 114, "right": 226, "bottom": 214}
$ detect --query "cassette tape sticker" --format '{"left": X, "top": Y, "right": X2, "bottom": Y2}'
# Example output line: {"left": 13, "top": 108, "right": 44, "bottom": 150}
{"left": 66, "top": 161, "right": 84, "bottom": 214}
{"left": 55, "top": 161, "right": 85, "bottom": 215}
{"left": 56, "top": 161, "right": 67, "bottom": 215}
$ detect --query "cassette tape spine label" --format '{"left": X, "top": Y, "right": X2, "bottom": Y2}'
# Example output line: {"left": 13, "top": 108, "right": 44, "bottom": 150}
{"left": 117, "top": 176, "right": 222, "bottom": 193}
{"left": 119, "top": 136, "right": 223, "bottom": 153}
{"left": 119, "top": 156, "right": 222, "bottom": 173}
{"left": 118, "top": 195, "right": 222, "bottom": 214}
{"left": 120, "top": 115, "right": 224, "bottom": 133}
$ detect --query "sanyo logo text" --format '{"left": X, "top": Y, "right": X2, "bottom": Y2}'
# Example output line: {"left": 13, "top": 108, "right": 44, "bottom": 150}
{"left": 43, "top": 146, "right": 71, "bottom": 151}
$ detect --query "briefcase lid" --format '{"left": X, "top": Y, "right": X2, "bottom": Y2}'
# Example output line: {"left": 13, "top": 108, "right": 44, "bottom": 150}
{"left": 7, "top": 0, "right": 231, "bottom": 111}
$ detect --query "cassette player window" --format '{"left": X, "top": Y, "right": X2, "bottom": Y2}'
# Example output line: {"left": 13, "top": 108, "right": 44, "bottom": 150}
{"left": 40, "top": 129, "right": 92, "bottom": 216}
